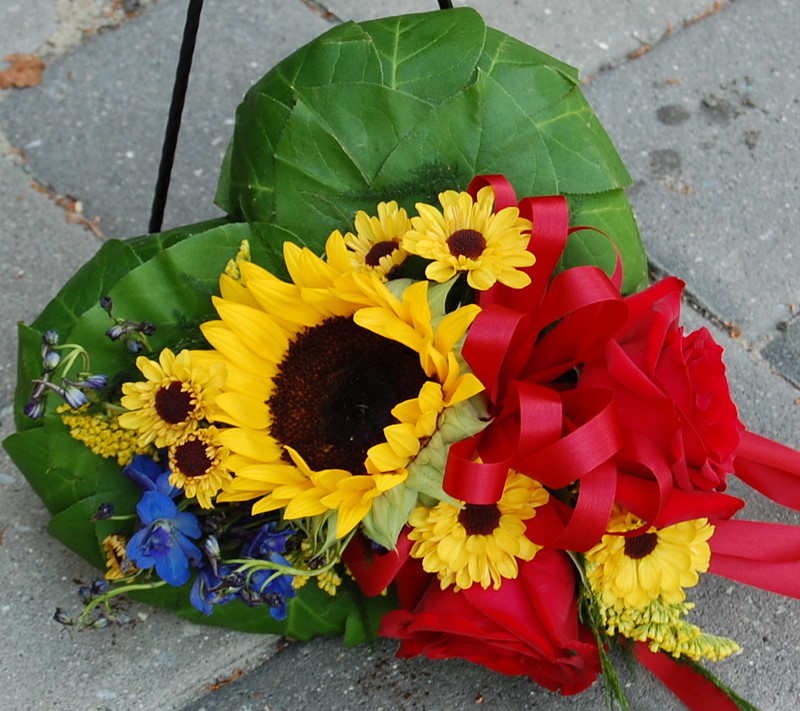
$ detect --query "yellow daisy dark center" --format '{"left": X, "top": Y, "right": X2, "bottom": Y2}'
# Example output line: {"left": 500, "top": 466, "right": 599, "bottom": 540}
{"left": 268, "top": 316, "right": 428, "bottom": 473}
{"left": 154, "top": 381, "right": 193, "bottom": 424}
{"left": 447, "top": 229, "right": 486, "bottom": 260}
{"left": 458, "top": 503, "right": 502, "bottom": 536}
{"left": 365, "top": 240, "right": 399, "bottom": 267}
{"left": 624, "top": 532, "right": 658, "bottom": 559}
{"left": 172, "top": 437, "right": 212, "bottom": 477}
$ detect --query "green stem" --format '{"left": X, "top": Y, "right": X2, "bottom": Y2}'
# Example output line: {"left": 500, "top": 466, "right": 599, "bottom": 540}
{"left": 79, "top": 580, "right": 167, "bottom": 626}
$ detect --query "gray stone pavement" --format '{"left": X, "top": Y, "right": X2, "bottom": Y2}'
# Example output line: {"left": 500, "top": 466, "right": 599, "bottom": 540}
{"left": 0, "top": 0, "right": 798, "bottom": 709}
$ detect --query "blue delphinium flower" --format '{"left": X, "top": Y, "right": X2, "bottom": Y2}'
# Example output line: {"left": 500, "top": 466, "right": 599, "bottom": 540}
{"left": 245, "top": 521, "right": 295, "bottom": 559}
{"left": 123, "top": 452, "right": 178, "bottom": 498}
{"left": 190, "top": 563, "right": 241, "bottom": 615}
{"left": 244, "top": 554, "right": 297, "bottom": 621}
{"left": 126, "top": 491, "right": 202, "bottom": 586}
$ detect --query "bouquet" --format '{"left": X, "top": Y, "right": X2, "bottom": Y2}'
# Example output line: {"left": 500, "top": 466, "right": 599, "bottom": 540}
{"left": 7, "top": 9, "right": 800, "bottom": 710}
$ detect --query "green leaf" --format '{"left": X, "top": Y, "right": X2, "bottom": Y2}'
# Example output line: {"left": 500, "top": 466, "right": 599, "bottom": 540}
{"left": 566, "top": 190, "right": 648, "bottom": 294}
{"left": 360, "top": 9, "right": 484, "bottom": 101}
{"left": 219, "top": 8, "right": 647, "bottom": 288}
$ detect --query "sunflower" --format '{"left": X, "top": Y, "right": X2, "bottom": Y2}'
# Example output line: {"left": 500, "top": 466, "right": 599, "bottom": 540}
{"left": 167, "top": 426, "right": 231, "bottom": 508}
{"left": 205, "top": 233, "right": 484, "bottom": 539}
{"left": 585, "top": 509, "right": 715, "bottom": 610}
{"left": 341, "top": 201, "right": 411, "bottom": 280}
{"left": 119, "top": 349, "right": 225, "bottom": 448}
{"left": 402, "top": 186, "right": 535, "bottom": 291}
{"left": 407, "top": 470, "right": 548, "bottom": 591}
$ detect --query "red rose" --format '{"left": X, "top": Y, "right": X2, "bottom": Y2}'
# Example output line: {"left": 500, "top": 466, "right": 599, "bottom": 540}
{"left": 581, "top": 277, "right": 743, "bottom": 497}
{"left": 379, "top": 549, "right": 600, "bottom": 696}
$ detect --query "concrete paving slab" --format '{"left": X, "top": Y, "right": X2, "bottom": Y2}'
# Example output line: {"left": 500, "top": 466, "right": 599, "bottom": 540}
{"left": 0, "top": 155, "right": 281, "bottom": 710}
{"left": 583, "top": 0, "right": 800, "bottom": 342}
{"left": 0, "top": 0, "right": 57, "bottom": 56}
{"left": 328, "top": 0, "right": 727, "bottom": 78}
{"left": 0, "top": 0, "right": 331, "bottom": 240}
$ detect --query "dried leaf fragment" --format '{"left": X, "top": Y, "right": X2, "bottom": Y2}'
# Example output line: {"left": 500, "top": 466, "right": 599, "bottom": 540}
{"left": 0, "top": 53, "right": 46, "bottom": 89}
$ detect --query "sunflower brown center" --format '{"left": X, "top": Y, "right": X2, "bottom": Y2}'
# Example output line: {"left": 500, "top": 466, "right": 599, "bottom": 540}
{"left": 365, "top": 240, "right": 398, "bottom": 267}
{"left": 623, "top": 532, "right": 658, "bottom": 560}
{"left": 268, "top": 316, "right": 429, "bottom": 474}
{"left": 172, "top": 437, "right": 213, "bottom": 477}
{"left": 154, "top": 381, "right": 193, "bottom": 424}
{"left": 458, "top": 503, "right": 502, "bottom": 536}
{"left": 447, "top": 229, "right": 486, "bottom": 260}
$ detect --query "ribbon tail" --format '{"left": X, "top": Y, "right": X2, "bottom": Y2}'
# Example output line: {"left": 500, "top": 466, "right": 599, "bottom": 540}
{"left": 635, "top": 644, "right": 746, "bottom": 711}
{"left": 734, "top": 431, "right": 800, "bottom": 510}
{"left": 709, "top": 519, "right": 800, "bottom": 598}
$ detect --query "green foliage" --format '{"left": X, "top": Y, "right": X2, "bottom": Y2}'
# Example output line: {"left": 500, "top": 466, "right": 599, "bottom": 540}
{"left": 218, "top": 7, "right": 646, "bottom": 292}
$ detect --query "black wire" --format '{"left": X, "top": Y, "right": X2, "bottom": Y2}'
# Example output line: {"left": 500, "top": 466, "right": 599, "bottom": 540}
{"left": 437, "top": 0, "right": 454, "bottom": 8}
{"left": 148, "top": 0, "right": 204, "bottom": 234}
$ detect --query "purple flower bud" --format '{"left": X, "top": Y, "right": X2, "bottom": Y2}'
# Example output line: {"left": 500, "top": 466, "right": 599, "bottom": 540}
{"left": 106, "top": 324, "right": 128, "bottom": 341}
{"left": 42, "top": 349, "right": 61, "bottom": 371}
{"left": 81, "top": 374, "right": 108, "bottom": 391}
{"left": 91, "top": 579, "right": 110, "bottom": 595}
{"left": 53, "top": 608, "right": 74, "bottom": 626}
{"left": 141, "top": 322, "right": 157, "bottom": 336}
{"left": 100, "top": 296, "right": 113, "bottom": 311}
{"left": 62, "top": 385, "right": 88, "bottom": 409}
{"left": 126, "top": 340, "right": 144, "bottom": 354}
{"left": 24, "top": 396, "right": 45, "bottom": 419}
{"left": 43, "top": 330, "right": 59, "bottom": 347}
{"left": 78, "top": 586, "right": 92, "bottom": 603}
{"left": 91, "top": 502, "right": 115, "bottom": 521}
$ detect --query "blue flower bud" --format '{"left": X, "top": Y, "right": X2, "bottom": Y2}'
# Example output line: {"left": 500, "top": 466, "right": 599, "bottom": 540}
{"left": 24, "top": 397, "right": 45, "bottom": 419}
{"left": 126, "top": 340, "right": 144, "bottom": 354}
{"left": 81, "top": 374, "right": 108, "bottom": 391}
{"left": 42, "top": 349, "right": 61, "bottom": 372}
{"left": 141, "top": 322, "right": 157, "bottom": 336}
{"left": 100, "top": 296, "right": 113, "bottom": 311}
{"left": 91, "top": 502, "right": 115, "bottom": 521}
{"left": 53, "top": 608, "right": 74, "bottom": 626}
{"left": 106, "top": 324, "right": 128, "bottom": 341}
{"left": 62, "top": 385, "right": 89, "bottom": 409}
{"left": 43, "top": 330, "right": 59, "bottom": 346}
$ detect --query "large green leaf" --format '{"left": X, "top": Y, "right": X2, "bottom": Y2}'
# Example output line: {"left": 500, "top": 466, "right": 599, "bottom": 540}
{"left": 218, "top": 7, "right": 647, "bottom": 290}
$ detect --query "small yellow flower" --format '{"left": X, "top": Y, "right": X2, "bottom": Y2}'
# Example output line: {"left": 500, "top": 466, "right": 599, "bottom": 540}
{"left": 118, "top": 349, "right": 225, "bottom": 448}
{"left": 59, "top": 404, "right": 149, "bottom": 466}
{"left": 596, "top": 596, "right": 740, "bottom": 662}
{"left": 341, "top": 201, "right": 411, "bottom": 280}
{"left": 167, "top": 426, "right": 231, "bottom": 508}
{"left": 402, "top": 186, "right": 535, "bottom": 290}
{"left": 586, "top": 509, "right": 715, "bottom": 610}
{"left": 102, "top": 534, "right": 136, "bottom": 580}
{"left": 408, "top": 470, "right": 548, "bottom": 591}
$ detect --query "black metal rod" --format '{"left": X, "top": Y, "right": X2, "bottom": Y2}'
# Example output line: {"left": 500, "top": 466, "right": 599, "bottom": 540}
{"left": 148, "top": 0, "right": 204, "bottom": 234}
{"left": 438, "top": 0, "right": 454, "bottom": 7}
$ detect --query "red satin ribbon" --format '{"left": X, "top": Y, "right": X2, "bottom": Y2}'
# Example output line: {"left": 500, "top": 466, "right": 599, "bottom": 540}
{"left": 635, "top": 644, "right": 742, "bottom": 711}
{"left": 447, "top": 176, "right": 628, "bottom": 551}
{"left": 734, "top": 431, "right": 800, "bottom": 510}
{"left": 709, "top": 518, "right": 800, "bottom": 597}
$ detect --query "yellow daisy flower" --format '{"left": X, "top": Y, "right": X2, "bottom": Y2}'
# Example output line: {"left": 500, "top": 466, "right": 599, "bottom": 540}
{"left": 118, "top": 349, "right": 225, "bottom": 448}
{"left": 341, "top": 201, "right": 411, "bottom": 280}
{"left": 102, "top": 533, "right": 136, "bottom": 580}
{"left": 585, "top": 509, "right": 715, "bottom": 610}
{"left": 167, "top": 426, "right": 231, "bottom": 509}
{"left": 402, "top": 186, "right": 535, "bottom": 291}
{"left": 207, "top": 234, "right": 484, "bottom": 539}
{"left": 407, "top": 470, "right": 548, "bottom": 591}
